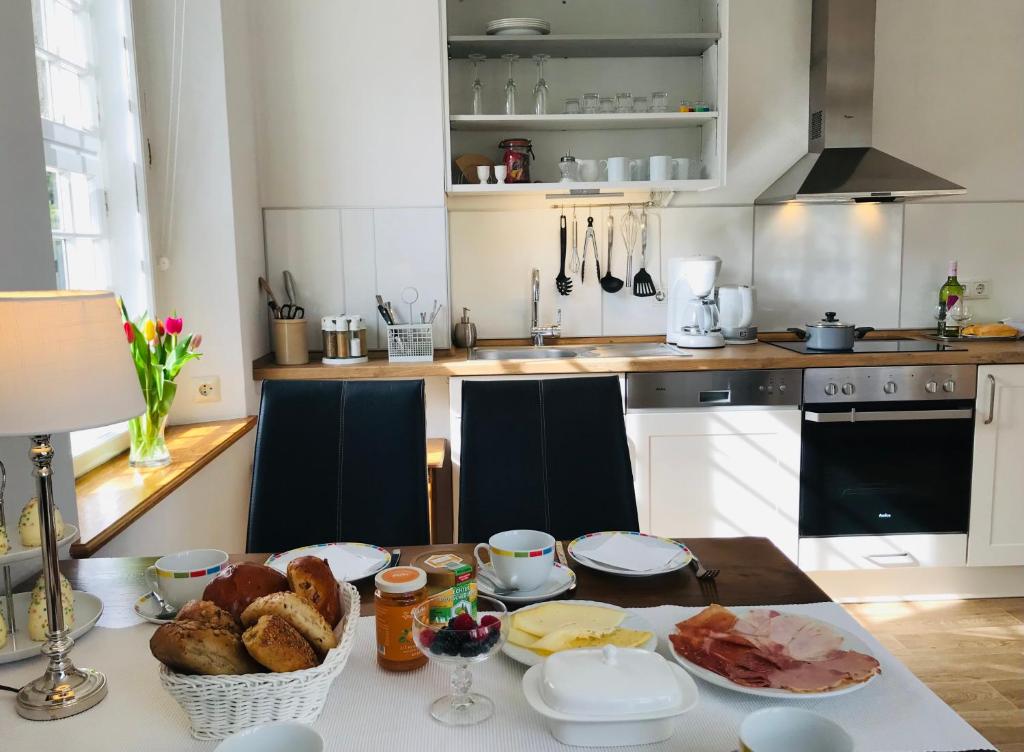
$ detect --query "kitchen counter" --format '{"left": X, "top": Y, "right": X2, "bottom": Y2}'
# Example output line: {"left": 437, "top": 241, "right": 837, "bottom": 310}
{"left": 253, "top": 333, "right": 1024, "bottom": 380}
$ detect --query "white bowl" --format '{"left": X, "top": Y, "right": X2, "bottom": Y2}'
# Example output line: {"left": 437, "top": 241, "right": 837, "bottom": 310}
{"left": 739, "top": 708, "right": 853, "bottom": 752}
{"left": 214, "top": 722, "right": 323, "bottom": 752}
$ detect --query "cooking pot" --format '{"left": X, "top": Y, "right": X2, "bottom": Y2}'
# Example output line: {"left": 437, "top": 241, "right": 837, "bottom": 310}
{"left": 788, "top": 312, "right": 874, "bottom": 350}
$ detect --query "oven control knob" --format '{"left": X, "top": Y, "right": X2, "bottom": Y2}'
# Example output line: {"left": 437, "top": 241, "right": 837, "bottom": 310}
{"left": 841, "top": 383, "right": 855, "bottom": 396}
{"left": 943, "top": 379, "right": 956, "bottom": 393}
{"left": 778, "top": 384, "right": 787, "bottom": 393}
{"left": 925, "top": 381, "right": 938, "bottom": 393}
{"left": 824, "top": 383, "right": 838, "bottom": 396}
{"left": 883, "top": 381, "right": 898, "bottom": 395}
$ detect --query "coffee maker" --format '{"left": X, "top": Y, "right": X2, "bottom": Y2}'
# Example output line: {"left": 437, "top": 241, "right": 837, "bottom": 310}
{"left": 666, "top": 255, "right": 725, "bottom": 348}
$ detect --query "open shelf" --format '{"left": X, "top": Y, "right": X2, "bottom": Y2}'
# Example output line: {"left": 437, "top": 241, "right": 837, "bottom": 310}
{"left": 447, "top": 178, "right": 720, "bottom": 196}
{"left": 447, "top": 33, "right": 720, "bottom": 59}
{"left": 450, "top": 112, "right": 717, "bottom": 132}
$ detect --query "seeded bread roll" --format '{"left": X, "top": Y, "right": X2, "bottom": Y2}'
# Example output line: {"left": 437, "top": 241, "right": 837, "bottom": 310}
{"left": 241, "top": 591, "right": 337, "bottom": 656}
{"left": 19, "top": 498, "right": 65, "bottom": 547}
{"left": 286, "top": 556, "right": 341, "bottom": 628}
{"left": 242, "top": 614, "right": 318, "bottom": 672}
{"left": 28, "top": 572, "right": 74, "bottom": 641}
{"left": 0, "top": 525, "right": 8, "bottom": 556}
{"left": 150, "top": 620, "right": 260, "bottom": 675}
{"left": 202, "top": 562, "right": 288, "bottom": 621}
{"left": 176, "top": 599, "right": 240, "bottom": 634}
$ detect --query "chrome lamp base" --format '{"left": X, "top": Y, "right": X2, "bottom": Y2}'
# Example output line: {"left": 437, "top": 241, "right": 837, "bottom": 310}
{"left": 16, "top": 663, "right": 107, "bottom": 720}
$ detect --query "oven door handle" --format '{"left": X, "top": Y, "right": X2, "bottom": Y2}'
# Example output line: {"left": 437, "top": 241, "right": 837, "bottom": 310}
{"left": 804, "top": 408, "right": 974, "bottom": 423}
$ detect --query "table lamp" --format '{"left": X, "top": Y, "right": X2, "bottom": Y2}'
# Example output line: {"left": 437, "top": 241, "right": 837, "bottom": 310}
{"left": 0, "top": 291, "right": 144, "bottom": 720}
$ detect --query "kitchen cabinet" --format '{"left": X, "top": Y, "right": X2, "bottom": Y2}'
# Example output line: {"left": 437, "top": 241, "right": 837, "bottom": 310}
{"left": 968, "top": 364, "right": 1024, "bottom": 566}
{"left": 441, "top": 0, "right": 727, "bottom": 196}
{"left": 626, "top": 407, "right": 801, "bottom": 562}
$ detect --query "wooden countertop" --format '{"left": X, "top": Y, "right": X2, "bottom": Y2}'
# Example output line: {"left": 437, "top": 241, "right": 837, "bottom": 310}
{"left": 72, "top": 417, "right": 257, "bottom": 558}
{"left": 253, "top": 333, "right": 1024, "bottom": 380}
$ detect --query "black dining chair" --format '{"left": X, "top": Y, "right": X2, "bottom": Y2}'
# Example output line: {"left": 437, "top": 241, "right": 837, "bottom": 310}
{"left": 458, "top": 375, "right": 639, "bottom": 542}
{"left": 247, "top": 379, "right": 430, "bottom": 552}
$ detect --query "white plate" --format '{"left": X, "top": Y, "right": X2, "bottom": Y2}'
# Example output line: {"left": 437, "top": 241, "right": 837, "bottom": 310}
{"left": 568, "top": 532, "right": 692, "bottom": 577}
{"left": 502, "top": 599, "right": 658, "bottom": 667}
{"left": 0, "top": 591, "right": 103, "bottom": 664}
{"left": 0, "top": 524, "right": 80, "bottom": 567}
{"left": 668, "top": 607, "right": 880, "bottom": 699}
{"left": 133, "top": 592, "right": 177, "bottom": 625}
{"left": 264, "top": 542, "right": 390, "bottom": 582}
{"left": 478, "top": 562, "right": 576, "bottom": 604}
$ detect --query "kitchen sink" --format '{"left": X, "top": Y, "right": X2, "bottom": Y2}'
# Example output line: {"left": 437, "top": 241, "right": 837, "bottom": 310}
{"left": 467, "top": 343, "right": 690, "bottom": 361}
{"left": 583, "top": 343, "right": 690, "bottom": 359}
{"left": 468, "top": 346, "right": 583, "bottom": 360}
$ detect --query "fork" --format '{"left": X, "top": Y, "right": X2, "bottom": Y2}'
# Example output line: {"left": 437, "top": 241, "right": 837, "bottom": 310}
{"left": 689, "top": 552, "right": 719, "bottom": 580}
{"left": 556, "top": 214, "right": 573, "bottom": 295}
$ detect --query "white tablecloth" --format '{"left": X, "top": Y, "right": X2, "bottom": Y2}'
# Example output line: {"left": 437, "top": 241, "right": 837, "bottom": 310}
{"left": 0, "top": 602, "right": 994, "bottom": 751}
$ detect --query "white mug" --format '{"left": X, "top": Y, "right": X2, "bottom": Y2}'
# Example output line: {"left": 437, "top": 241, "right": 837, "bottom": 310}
{"left": 145, "top": 548, "right": 228, "bottom": 609}
{"left": 603, "top": 157, "right": 640, "bottom": 182}
{"left": 474, "top": 529, "right": 554, "bottom": 591}
{"left": 649, "top": 155, "right": 673, "bottom": 181}
{"left": 718, "top": 284, "right": 756, "bottom": 329}
{"left": 739, "top": 709, "right": 853, "bottom": 752}
{"left": 673, "top": 158, "right": 693, "bottom": 179}
{"left": 494, "top": 165, "right": 508, "bottom": 184}
{"left": 476, "top": 165, "right": 492, "bottom": 184}
{"left": 577, "top": 159, "right": 600, "bottom": 182}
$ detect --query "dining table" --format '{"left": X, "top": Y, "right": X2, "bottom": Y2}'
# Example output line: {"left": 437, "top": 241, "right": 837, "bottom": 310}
{"left": 0, "top": 537, "right": 996, "bottom": 751}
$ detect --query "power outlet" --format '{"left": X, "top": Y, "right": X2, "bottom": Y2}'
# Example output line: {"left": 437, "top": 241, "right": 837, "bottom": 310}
{"left": 192, "top": 376, "right": 221, "bottom": 403}
{"left": 963, "top": 279, "right": 992, "bottom": 299}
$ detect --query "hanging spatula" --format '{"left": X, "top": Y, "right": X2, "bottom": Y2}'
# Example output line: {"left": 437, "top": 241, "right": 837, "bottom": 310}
{"left": 633, "top": 207, "right": 656, "bottom": 297}
{"left": 556, "top": 214, "right": 572, "bottom": 295}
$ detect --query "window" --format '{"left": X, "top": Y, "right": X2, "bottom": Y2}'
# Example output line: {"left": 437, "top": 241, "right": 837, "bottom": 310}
{"left": 32, "top": 0, "right": 152, "bottom": 475}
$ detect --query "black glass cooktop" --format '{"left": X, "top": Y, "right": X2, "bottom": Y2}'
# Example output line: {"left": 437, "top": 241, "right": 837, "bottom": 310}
{"left": 771, "top": 339, "right": 967, "bottom": 354}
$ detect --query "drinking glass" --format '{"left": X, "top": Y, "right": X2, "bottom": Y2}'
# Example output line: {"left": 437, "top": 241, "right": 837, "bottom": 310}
{"left": 501, "top": 54, "right": 519, "bottom": 115}
{"left": 468, "top": 53, "right": 486, "bottom": 115}
{"left": 633, "top": 96, "right": 648, "bottom": 113}
{"left": 582, "top": 92, "right": 600, "bottom": 114}
{"left": 651, "top": 91, "right": 669, "bottom": 112}
{"left": 615, "top": 92, "right": 633, "bottom": 113}
{"left": 599, "top": 96, "right": 615, "bottom": 113}
{"left": 564, "top": 97, "right": 581, "bottom": 114}
{"left": 532, "top": 53, "right": 550, "bottom": 115}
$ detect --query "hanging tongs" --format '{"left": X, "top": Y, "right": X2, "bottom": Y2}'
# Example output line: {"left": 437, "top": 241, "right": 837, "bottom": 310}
{"left": 581, "top": 216, "right": 601, "bottom": 282}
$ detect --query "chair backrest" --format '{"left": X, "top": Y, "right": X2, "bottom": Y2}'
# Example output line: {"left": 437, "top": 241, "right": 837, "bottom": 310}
{"left": 458, "top": 376, "right": 638, "bottom": 542}
{"left": 247, "top": 379, "right": 430, "bottom": 552}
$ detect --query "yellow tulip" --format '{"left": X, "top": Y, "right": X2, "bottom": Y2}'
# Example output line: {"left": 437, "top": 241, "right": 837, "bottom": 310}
{"left": 143, "top": 319, "right": 157, "bottom": 342}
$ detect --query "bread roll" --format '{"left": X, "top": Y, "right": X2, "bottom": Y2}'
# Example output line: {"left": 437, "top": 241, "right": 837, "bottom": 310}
{"left": 963, "top": 323, "right": 1018, "bottom": 337}
{"left": 28, "top": 572, "right": 74, "bottom": 641}
{"left": 150, "top": 620, "right": 260, "bottom": 675}
{"left": 242, "top": 614, "right": 318, "bottom": 672}
{"left": 286, "top": 556, "right": 341, "bottom": 628}
{"left": 0, "top": 525, "right": 8, "bottom": 556}
{"left": 241, "top": 591, "right": 337, "bottom": 656}
{"left": 18, "top": 498, "right": 65, "bottom": 547}
{"left": 177, "top": 599, "right": 240, "bottom": 634}
{"left": 201, "top": 562, "right": 288, "bottom": 621}
{"left": 0, "top": 608, "right": 7, "bottom": 649}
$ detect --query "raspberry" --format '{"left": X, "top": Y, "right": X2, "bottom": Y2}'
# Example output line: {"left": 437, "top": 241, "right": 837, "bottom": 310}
{"left": 450, "top": 613, "right": 477, "bottom": 631}
{"left": 419, "top": 629, "right": 435, "bottom": 648}
{"left": 480, "top": 615, "right": 500, "bottom": 628}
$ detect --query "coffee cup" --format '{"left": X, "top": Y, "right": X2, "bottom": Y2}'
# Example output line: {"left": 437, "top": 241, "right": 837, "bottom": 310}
{"left": 673, "top": 157, "right": 693, "bottom": 179}
{"left": 603, "top": 157, "right": 640, "bottom": 182}
{"left": 474, "top": 530, "right": 554, "bottom": 591}
{"left": 649, "top": 155, "right": 673, "bottom": 181}
{"left": 739, "top": 708, "right": 853, "bottom": 752}
{"left": 577, "top": 159, "right": 600, "bottom": 182}
{"left": 145, "top": 548, "right": 229, "bottom": 610}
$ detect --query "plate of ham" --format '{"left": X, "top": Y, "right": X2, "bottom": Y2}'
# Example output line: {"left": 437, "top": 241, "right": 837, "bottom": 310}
{"left": 668, "top": 604, "right": 881, "bottom": 698}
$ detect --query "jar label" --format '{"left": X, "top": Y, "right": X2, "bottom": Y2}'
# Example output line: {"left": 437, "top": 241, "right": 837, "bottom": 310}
{"left": 375, "top": 601, "right": 420, "bottom": 662}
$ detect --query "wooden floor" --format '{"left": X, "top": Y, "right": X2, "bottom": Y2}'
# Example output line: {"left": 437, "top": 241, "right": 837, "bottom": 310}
{"left": 845, "top": 598, "right": 1024, "bottom": 751}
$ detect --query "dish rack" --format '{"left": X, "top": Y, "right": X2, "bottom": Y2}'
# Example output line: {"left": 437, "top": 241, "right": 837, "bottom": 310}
{"left": 387, "top": 323, "right": 434, "bottom": 362}
{"left": 159, "top": 582, "right": 360, "bottom": 740}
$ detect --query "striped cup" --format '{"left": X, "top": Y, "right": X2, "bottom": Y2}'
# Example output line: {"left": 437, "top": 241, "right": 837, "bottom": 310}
{"left": 145, "top": 548, "right": 228, "bottom": 609}
{"left": 474, "top": 530, "right": 554, "bottom": 591}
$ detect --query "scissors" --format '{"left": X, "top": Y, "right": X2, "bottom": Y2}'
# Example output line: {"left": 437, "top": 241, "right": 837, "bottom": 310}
{"left": 278, "top": 303, "right": 304, "bottom": 319}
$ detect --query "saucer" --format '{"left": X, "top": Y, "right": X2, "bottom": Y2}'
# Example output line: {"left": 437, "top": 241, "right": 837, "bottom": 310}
{"left": 477, "top": 562, "right": 576, "bottom": 604}
{"left": 133, "top": 591, "right": 178, "bottom": 624}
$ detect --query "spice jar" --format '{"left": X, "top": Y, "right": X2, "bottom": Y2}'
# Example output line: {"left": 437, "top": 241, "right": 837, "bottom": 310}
{"left": 375, "top": 566, "right": 427, "bottom": 672}
{"left": 499, "top": 138, "right": 534, "bottom": 183}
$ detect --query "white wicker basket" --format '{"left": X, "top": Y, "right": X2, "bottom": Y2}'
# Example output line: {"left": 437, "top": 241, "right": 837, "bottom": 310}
{"left": 387, "top": 323, "right": 434, "bottom": 362}
{"left": 159, "top": 582, "right": 361, "bottom": 740}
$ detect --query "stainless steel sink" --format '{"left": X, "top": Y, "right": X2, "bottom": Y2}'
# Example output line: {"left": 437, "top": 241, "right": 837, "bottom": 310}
{"left": 468, "top": 346, "right": 582, "bottom": 360}
{"left": 467, "top": 343, "right": 690, "bottom": 361}
{"left": 582, "top": 343, "right": 690, "bottom": 359}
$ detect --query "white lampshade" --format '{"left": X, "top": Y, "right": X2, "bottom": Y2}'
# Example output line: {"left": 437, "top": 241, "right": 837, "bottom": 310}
{"left": 0, "top": 291, "right": 146, "bottom": 436}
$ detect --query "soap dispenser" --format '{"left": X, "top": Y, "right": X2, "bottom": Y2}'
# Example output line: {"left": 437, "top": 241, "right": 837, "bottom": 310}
{"left": 453, "top": 307, "right": 477, "bottom": 349}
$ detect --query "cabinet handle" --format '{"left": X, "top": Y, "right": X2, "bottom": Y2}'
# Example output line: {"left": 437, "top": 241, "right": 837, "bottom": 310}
{"left": 984, "top": 373, "right": 996, "bottom": 425}
{"left": 864, "top": 552, "right": 915, "bottom": 566}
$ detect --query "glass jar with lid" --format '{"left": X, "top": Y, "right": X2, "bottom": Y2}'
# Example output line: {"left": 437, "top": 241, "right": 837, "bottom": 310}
{"left": 375, "top": 566, "right": 428, "bottom": 671}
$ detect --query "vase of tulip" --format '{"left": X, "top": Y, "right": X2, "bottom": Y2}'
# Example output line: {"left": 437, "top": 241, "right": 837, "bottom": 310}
{"left": 120, "top": 300, "right": 202, "bottom": 468}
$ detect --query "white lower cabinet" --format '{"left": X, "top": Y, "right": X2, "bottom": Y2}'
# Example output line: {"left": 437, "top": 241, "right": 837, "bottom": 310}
{"left": 799, "top": 534, "right": 967, "bottom": 571}
{"left": 627, "top": 408, "right": 801, "bottom": 562}
{"left": 968, "top": 364, "right": 1024, "bottom": 566}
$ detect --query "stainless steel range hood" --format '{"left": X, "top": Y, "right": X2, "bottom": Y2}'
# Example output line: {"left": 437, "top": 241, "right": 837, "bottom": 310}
{"left": 755, "top": 0, "right": 965, "bottom": 204}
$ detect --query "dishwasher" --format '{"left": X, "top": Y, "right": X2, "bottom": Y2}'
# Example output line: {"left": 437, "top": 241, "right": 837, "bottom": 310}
{"left": 624, "top": 370, "right": 803, "bottom": 562}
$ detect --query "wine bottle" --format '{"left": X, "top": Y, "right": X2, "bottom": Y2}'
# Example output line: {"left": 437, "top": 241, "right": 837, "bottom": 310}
{"left": 937, "top": 260, "right": 966, "bottom": 337}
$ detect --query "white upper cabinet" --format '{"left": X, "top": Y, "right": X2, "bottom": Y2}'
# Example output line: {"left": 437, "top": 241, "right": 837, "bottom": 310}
{"left": 969, "top": 365, "right": 1024, "bottom": 566}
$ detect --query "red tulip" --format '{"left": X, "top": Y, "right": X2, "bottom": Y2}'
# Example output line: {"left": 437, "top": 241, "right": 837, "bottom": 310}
{"left": 165, "top": 316, "right": 183, "bottom": 335}
{"left": 190, "top": 334, "right": 202, "bottom": 351}
{"left": 124, "top": 322, "right": 134, "bottom": 342}
{"left": 156, "top": 319, "right": 165, "bottom": 337}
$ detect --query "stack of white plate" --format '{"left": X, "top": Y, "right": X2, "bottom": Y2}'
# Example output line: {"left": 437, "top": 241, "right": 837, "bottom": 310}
{"left": 485, "top": 17, "right": 551, "bottom": 36}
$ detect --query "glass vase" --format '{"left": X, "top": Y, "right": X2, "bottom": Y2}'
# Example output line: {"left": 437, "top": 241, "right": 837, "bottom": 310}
{"left": 128, "top": 411, "right": 170, "bottom": 468}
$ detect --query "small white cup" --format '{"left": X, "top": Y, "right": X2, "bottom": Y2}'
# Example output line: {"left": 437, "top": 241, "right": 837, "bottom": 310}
{"left": 474, "top": 529, "right": 554, "bottom": 591}
{"left": 673, "top": 157, "right": 693, "bottom": 180}
{"left": 649, "top": 155, "right": 673, "bottom": 182}
{"left": 476, "top": 165, "right": 492, "bottom": 184}
{"left": 493, "top": 165, "right": 508, "bottom": 184}
{"left": 604, "top": 157, "right": 641, "bottom": 182}
{"left": 145, "top": 548, "right": 228, "bottom": 610}
{"left": 739, "top": 709, "right": 853, "bottom": 752}
{"left": 577, "top": 159, "right": 600, "bottom": 182}
{"left": 215, "top": 722, "right": 324, "bottom": 752}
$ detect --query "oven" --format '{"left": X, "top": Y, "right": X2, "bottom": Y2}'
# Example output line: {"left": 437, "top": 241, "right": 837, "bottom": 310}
{"left": 799, "top": 365, "right": 976, "bottom": 551}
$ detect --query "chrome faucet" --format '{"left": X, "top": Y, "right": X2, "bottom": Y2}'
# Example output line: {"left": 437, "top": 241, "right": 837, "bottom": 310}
{"left": 529, "top": 268, "right": 561, "bottom": 345}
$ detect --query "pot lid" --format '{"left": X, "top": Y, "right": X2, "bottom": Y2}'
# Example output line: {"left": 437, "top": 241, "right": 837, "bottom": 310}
{"left": 806, "top": 311, "right": 853, "bottom": 329}
{"left": 540, "top": 646, "right": 682, "bottom": 717}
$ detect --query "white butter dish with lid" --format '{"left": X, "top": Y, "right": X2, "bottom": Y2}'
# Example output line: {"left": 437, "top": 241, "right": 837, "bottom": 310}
{"left": 522, "top": 646, "right": 699, "bottom": 747}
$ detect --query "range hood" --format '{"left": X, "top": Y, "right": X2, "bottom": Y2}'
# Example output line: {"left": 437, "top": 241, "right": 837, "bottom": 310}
{"left": 756, "top": 0, "right": 965, "bottom": 204}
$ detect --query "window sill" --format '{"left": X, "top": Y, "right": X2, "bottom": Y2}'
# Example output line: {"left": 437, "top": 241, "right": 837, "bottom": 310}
{"left": 71, "top": 417, "right": 257, "bottom": 558}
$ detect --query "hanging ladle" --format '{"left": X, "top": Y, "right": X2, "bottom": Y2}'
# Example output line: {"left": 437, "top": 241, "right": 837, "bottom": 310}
{"left": 600, "top": 213, "right": 624, "bottom": 293}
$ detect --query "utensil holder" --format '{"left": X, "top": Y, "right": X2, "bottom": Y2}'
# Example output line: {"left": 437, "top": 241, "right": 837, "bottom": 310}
{"left": 387, "top": 323, "right": 434, "bottom": 363}
{"left": 271, "top": 319, "right": 309, "bottom": 365}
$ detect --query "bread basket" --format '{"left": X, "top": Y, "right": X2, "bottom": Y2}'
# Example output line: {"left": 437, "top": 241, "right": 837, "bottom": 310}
{"left": 159, "top": 582, "right": 360, "bottom": 740}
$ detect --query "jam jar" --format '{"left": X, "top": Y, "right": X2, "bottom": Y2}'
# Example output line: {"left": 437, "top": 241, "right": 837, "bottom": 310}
{"left": 374, "top": 566, "right": 427, "bottom": 671}
{"left": 499, "top": 138, "right": 534, "bottom": 183}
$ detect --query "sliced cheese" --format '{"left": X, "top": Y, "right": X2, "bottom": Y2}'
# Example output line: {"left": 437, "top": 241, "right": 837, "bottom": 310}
{"left": 514, "top": 603, "right": 626, "bottom": 637}
{"left": 529, "top": 626, "right": 654, "bottom": 656}
{"left": 507, "top": 627, "right": 539, "bottom": 648}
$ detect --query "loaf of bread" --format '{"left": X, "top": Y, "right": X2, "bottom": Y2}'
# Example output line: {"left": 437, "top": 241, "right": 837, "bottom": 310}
{"left": 202, "top": 562, "right": 288, "bottom": 621}
{"left": 18, "top": 498, "right": 65, "bottom": 547}
{"left": 150, "top": 620, "right": 260, "bottom": 675}
{"left": 177, "top": 600, "right": 241, "bottom": 634}
{"left": 243, "top": 614, "right": 318, "bottom": 672}
{"left": 286, "top": 556, "right": 341, "bottom": 628}
{"left": 962, "top": 323, "right": 1019, "bottom": 338}
{"left": 241, "top": 591, "right": 337, "bottom": 656}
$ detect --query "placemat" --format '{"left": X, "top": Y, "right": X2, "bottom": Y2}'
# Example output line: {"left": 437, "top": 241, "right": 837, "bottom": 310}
{"left": 0, "top": 602, "right": 995, "bottom": 751}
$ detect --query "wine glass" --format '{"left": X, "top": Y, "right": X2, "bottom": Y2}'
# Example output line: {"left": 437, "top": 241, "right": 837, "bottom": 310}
{"left": 532, "top": 53, "right": 550, "bottom": 115}
{"left": 412, "top": 595, "right": 509, "bottom": 726}
{"left": 468, "top": 53, "right": 486, "bottom": 115}
{"left": 501, "top": 53, "right": 519, "bottom": 115}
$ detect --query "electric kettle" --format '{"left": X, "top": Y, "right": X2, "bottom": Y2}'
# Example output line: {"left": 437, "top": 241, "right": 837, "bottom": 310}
{"left": 717, "top": 285, "right": 758, "bottom": 344}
